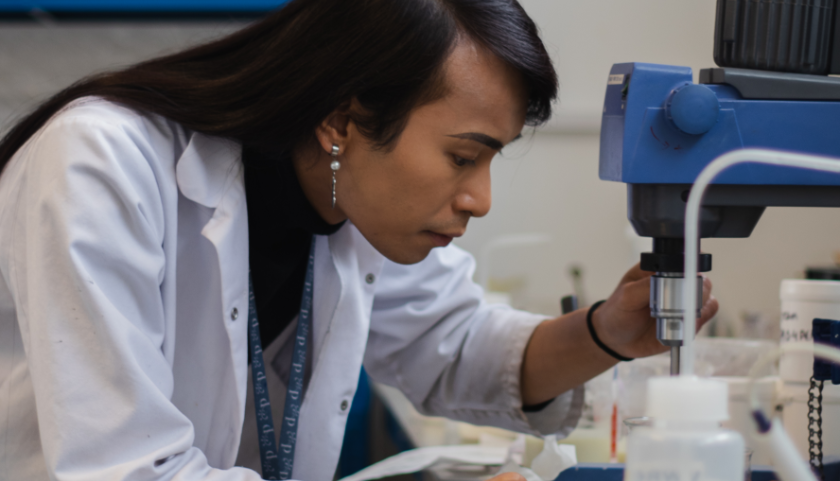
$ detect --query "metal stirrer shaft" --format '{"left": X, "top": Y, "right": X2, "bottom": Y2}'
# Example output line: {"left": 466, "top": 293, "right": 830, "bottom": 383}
{"left": 670, "top": 346, "right": 681, "bottom": 375}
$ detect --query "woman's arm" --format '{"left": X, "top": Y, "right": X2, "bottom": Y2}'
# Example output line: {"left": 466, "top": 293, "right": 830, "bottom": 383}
{"left": 520, "top": 265, "right": 718, "bottom": 405}
{"left": 366, "top": 244, "right": 583, "bottom": 437}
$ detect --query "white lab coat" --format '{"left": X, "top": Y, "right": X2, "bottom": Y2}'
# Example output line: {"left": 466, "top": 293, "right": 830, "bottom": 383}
{"left": 0, "top": 98, "right": 583, "bottom": 481}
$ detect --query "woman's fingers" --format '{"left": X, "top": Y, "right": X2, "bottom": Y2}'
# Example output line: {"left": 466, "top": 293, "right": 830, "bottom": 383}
{"left": 618, "top": 275, "right": 653, "bottom": 311}
{"left": 695, "top": 276, "right": 716, "bottom": 331}
{"left": 701, "top": 275, "right": 712, "bottom": 304}
{"left": 697, "top": 295, "right": 719, "bottom": 331}
{"left": 619, "top": 263, "right": 653, "bottom": 285}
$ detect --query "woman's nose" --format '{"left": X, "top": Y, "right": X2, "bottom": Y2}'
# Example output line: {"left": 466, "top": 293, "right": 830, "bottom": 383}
{"left": 455, "top": 167, "right": 491, "bottom": 218}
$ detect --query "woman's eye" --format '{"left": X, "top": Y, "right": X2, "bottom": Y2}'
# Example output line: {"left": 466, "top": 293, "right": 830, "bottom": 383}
{"left": 452, "top": 155, "right": 476, "bottom": 167}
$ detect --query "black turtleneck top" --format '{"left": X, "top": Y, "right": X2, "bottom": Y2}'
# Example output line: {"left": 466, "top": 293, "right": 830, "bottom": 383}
{"left": 243, "top": 147, "right": 344, "bottom": 348}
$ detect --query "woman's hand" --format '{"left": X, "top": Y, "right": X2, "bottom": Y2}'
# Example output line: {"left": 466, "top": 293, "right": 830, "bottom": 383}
{"left": 520, "top": 263, "right": 719, "bottom": 406}
{"left": 590, "top": 263, "right": 719, "bottom": 359}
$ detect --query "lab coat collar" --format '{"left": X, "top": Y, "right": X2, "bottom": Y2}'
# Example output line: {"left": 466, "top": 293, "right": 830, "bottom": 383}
{"left": 175, "top": 132, "right": 242, "bottom": 208}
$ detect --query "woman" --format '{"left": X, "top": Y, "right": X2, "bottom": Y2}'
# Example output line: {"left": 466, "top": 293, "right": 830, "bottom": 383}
{"left": 0, "top": 0, "right": 718, "bottom": 480}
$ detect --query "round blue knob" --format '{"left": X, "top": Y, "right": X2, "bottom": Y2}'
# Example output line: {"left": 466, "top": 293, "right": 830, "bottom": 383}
{"left": 666, "top": 84, "right": 720, "bottom": 135}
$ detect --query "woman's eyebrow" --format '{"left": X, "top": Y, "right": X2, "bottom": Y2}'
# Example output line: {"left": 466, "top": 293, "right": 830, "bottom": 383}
{"left": 447, "top": 132, "right": 504, "bottom": 150}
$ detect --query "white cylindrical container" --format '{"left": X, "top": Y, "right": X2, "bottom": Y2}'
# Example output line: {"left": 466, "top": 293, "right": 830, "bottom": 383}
{"left": 779, "top": 279, "right": 840, "bottom": 382}
{"left": 625, "top": 376, "right": 745, "bottom": 481}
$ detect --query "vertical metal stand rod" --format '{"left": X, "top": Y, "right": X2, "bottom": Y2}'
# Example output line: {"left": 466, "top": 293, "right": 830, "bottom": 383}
{"left": 670, "top": 346, "right": 681, "bottom": 376}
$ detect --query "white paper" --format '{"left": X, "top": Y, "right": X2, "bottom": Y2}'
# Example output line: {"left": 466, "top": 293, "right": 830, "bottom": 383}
{"left": 339, "top": 445, "right": 508, "bottom": 481}
{"left": 506, "top": 433, "right": 526, "bottom": 465}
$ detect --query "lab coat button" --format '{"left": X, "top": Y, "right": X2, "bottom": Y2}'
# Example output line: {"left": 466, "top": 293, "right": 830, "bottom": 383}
{"left": 365, "top": 273, "right": 376, "bottom": 284}
{"left": 230, "top": 307, "right": 239, "bottom": 321}
{"left": 340, "top": 399, "right": 349, "bottom": 411}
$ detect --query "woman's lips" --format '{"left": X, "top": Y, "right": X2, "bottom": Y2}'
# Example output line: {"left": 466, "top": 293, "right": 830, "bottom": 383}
{"left": 427, "top": 231, "right": 455, "bottom": 247}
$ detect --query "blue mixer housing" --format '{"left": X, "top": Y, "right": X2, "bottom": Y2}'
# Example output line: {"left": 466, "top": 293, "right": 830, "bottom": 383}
{"left": 599, "top": 62, "right": 840, "bottom": 186}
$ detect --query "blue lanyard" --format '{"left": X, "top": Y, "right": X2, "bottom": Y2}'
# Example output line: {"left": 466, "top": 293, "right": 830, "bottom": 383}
{"left": 248, "top": 235, "right": 315, "bottom": 480}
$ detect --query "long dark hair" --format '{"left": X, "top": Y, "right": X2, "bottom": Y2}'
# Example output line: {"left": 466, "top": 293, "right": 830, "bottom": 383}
{"left": 0, "top": 0, "right": 557, "bottom": 173}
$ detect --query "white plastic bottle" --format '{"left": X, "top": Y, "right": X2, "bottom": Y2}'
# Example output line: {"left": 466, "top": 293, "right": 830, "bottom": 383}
{"left": 624, "top": 376, "right": 745, "bottom": 481}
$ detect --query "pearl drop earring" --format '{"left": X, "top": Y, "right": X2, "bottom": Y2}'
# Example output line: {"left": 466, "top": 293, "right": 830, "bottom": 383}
{"left": 330, "top": 144, "right": 340, "bottom": 209}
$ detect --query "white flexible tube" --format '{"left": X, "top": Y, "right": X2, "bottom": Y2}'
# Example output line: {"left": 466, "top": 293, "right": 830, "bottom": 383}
{"left": 760, "top": 418, "right": 818, "bottom": 481}
{"left": 681, "top": 148, "right": 840, "bottom": 375}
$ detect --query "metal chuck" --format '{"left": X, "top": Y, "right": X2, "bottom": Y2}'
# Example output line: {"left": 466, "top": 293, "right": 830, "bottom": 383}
{"left": 650, "top": 272, "right": 703, "bottom": 375}
{"left": 642, "top": 238, "right": 710, "bottom": 376}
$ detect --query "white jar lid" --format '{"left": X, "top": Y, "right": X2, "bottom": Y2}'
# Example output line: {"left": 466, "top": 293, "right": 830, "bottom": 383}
{"left": 780, "top": 279, "right": 840, "bottom": 303}
{"left": 645, "top": 376, "right": 729, "bottom": 422}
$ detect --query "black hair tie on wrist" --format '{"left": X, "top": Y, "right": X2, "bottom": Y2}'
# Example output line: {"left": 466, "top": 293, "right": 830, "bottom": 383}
{"left": 587, "top": 300, "right": 634, "bottom": 362}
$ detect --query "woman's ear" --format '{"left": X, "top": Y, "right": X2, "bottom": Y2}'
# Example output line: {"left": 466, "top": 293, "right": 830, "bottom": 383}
{"left": 314, "top": 100, "right": 354, "bottom": 155}
{"left": 314, "top": 98, "right": 372, "bottom": 156}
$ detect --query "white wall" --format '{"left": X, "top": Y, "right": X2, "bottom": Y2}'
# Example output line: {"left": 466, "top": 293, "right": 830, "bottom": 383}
{"left": 520, "top": 0, "right": 720, "bottom": 132}
{"left": 3, "top": 3, "right": 840, "bottom": 335}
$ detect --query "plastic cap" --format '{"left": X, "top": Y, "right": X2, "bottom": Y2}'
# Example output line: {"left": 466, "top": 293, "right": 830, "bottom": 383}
{"left": 645, "top": 376, "right": 729, "bottom": 422}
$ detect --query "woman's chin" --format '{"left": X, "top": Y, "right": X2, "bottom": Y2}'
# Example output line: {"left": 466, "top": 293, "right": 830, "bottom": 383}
{"left": 375, "top": 242, "right": 435, "bottom": 266}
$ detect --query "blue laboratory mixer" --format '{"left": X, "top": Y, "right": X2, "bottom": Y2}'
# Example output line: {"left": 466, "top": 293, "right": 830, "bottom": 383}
{"left": 599, "top": 60, "right": 840, "bottom": 374}
{"left": 599, "top": 63, "right": 840, "bottom": 374}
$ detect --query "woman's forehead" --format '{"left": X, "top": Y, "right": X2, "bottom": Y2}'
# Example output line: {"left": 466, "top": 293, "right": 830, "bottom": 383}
{"left": 420, "top": 41, "right": 527, "bottom": 143}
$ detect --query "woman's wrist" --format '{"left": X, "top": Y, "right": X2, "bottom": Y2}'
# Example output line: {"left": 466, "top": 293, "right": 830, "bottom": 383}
{"left": 587, "top": 301, "right": 633, "bottom": 362}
